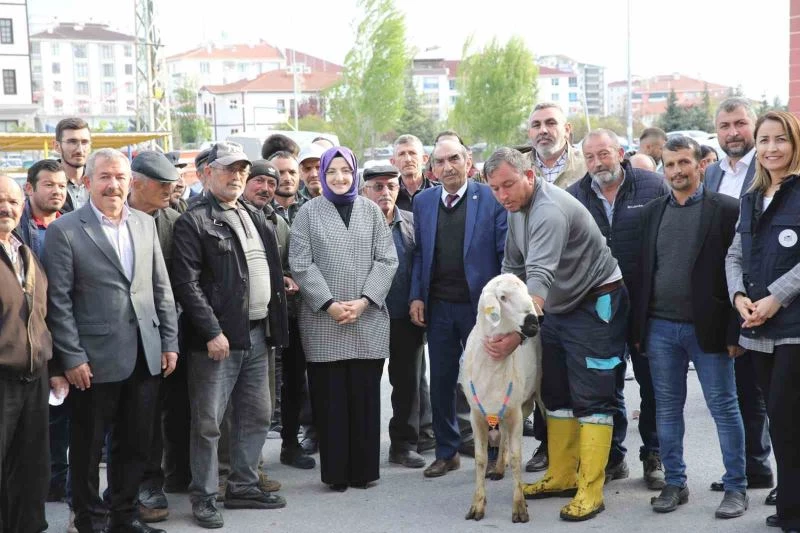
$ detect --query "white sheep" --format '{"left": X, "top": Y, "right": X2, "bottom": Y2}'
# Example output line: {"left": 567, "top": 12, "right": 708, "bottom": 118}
{"left": 460, "top": 273, "right": 542, "bottom": 523}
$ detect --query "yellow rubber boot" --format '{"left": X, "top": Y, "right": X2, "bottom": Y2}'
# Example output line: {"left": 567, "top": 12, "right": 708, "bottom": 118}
{"left": 560, "top": 420, "right": 613, "bottom": 521}
{"left": 522, "top": 415, "right": 579, "bottom": 499}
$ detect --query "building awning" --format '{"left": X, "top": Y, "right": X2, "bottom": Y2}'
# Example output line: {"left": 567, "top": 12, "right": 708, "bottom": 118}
{"left": 0, "top": 132, "right": 171, "bottom": 152}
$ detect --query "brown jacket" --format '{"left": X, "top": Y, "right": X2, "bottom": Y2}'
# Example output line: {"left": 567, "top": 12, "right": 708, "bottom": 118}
{"left": 0, "top": 242, "right": 52, "bottom": 374}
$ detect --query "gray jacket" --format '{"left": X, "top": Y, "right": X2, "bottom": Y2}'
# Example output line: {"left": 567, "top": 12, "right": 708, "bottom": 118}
{"left": 42, "top": 203, "right": 179, "bottom": 383}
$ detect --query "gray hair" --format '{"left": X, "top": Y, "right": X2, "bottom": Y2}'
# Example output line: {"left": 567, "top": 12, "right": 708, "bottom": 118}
{"left": 85, "top": 148, "right": 129, "bottom": 179}
{"left": 583, "top": 128, "right": 621, "bottom": 149}
{"left": 483, "top": 147, "right": 531, "bottom": 179}
{"left": 393, "top": 134, "right": 424, "bottom": 151}
{"left": 715, "top": 97, "right": 756, "bottom": 123}
{"left": 528, "top": 101, "right": 565, "bottom": 123}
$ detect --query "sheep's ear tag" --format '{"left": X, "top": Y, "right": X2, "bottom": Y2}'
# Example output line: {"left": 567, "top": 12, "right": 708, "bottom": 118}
{"left": 484, "top": 306, "right": 501, "bottom": 327}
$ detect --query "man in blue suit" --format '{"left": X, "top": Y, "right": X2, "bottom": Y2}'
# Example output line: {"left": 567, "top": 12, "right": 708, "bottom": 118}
{"left": 704, "top": 98, "right": 775, "bottom": 503}
{"left": 409, "top": 139, "right": 508, "bottom": 478}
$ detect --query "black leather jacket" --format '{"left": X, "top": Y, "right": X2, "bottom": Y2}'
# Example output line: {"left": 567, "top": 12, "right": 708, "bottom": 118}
{"left": 171, "top": 193, "right": 289, "bottom": 351}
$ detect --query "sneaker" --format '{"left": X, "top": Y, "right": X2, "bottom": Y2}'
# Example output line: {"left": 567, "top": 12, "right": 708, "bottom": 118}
{"left": 138, "top": 487, "right": 168, "bottom": 509}
{"left": 258, "top": 471, "right": 282, "bottom": 492}
{"left": 280, "top": 446, "right": 316, "bottom": 469}
{"left": 224, "top": 487, "right": 287, "bottom": 510}
{"left": 525, "top": 444, "right": 548, "bottom": 472}
{"left": 522, "top": 417, "right": 535, "bottom": 437}
{"left": 643, "top": 451, "right": 666, "bottom": 490}
{"left": 388, "top": 448, "right": 426, "bottom": 468}
{"left": 192, "top": 499, "right": 224, "bottom": 529}
{"left": 605, "top": 459, "right": 630, "bottom": 484}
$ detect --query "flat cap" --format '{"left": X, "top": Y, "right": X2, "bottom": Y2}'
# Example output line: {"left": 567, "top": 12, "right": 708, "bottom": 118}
{"left": 362, "top": 165, "right": 400, "bottom": 181}
{"left": 165, "top": 151, "right": 188, "bottom": 168}
{"left": 131, "top": 151, "right": 179, "bottom": 182}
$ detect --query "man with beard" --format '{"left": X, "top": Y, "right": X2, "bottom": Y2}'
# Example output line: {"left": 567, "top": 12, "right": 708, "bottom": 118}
{"left": 269, "top": 152, "right": 305, "bottom": 225}
{"left": 703, "top": 98, "right": 775, "bottom": 505}
{"left": 54, "top": 117, "right": 91, "bottom": 211}
{"left": 527, "top": 103, "right": 586, "bottom": 189}
{"left": 567, "top": 129, "right": 669, "bottom": 491}
{"left": 391, "top": 134, "right": 435, "bottom": 211}
{"left": 297, "top": 144, "right": 325, "bottom": 201}
{"left": 636, "top": 128, "right": 668, "bottom": 172}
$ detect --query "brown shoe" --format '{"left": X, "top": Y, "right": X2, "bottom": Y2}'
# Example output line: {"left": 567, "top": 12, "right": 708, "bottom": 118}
{"left": 423, "top": 455, "right": 460, "bottom": 478}
{"left": 217, "top": 479, "right": 226, "bottom": 502}
{"left": 138, "top": 503, "right": 169, "bottom": 523}
{"left": 258, "top": 471, "right": 282, "bottom": 492}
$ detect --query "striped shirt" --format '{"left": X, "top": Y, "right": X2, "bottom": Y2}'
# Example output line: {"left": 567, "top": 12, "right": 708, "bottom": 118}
{"left": 221, "top": 205, "right": 271, "bottom": 320}
{"left": 534, "top": 149, "right": 568, "bottom": 184}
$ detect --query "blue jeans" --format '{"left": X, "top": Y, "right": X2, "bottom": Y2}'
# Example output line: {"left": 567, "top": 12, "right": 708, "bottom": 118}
{"left": 646, "top": 318, "right": 746, "bottom": 492}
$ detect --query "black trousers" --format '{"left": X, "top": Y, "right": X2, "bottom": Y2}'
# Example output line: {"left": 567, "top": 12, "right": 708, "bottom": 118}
{"left": 752, "top": 344, "right": 800, "bottom": 529}
{"left": 734, "top": 351, "right": 773, "bottom": 477}
{"left": 281, "top": 318, "right": 311, "bottom": 448}
{"left": 307, "top": 358, "right": 383, "bottom": 486}
{"left": 387, "top": 318, "right": 432, "bottom": 451}
{"left": 0, "top": 367, "right": 49, "bottom": 533}
{"left": 70, "top": 353, "right": 160, "bottom": 532}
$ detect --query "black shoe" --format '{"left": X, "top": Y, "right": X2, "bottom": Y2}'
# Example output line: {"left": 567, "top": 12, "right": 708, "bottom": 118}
{"left": 104, "top": 519, "right": 166, "bottom": 533}
{"left": 224, "top": 487, "right": 286, "bottom": 510}
{"left": 47, "top": 485, "right": 67, "bottom": 503}
{"left": 604, "top": 459, "right": 629, "bottom": 484}
{"left": 522, "top": 417, "right": 535, "bottom": 437}
{"left": 458, "top": 441, "right": 475, "bottom": 458}
{"left": 416, "top": 437, "right": 436, "bottom": 453}
{"left": 192, "top": 498, "right": 223, "bottom": 529}
{"left": 715, "top": 490, "right": 748, "bottom": 519}
{"left": 300, "top": 437, "right": 319, "bottom": 455}
{"left": 388, "top": 448, "right": 426, "bottom": 468}
{"left": 766, "top": 487, "right": 778, "bottom": 505}
{"left": 280, "top": 446, "right": 316, "bottom": 469}
{"left": 525, "top": 444, "right": 548, "bottom": 472}
{"left": 329, "top": 484, "right": 348, "bottom": 492}
{"left": 711, "top": 473, "right": 773, "bottom": 492}
{"left": 767, "top": 514, "right": 781, "bottom": 528}
{"left": 138, "top": 487, "right": 168, "bottom": 509}
{"left": 651, "top": 485, "right": 689, "bottom": 513}
{"left": 642, "top": 451, "right": 666, "bottom": 490}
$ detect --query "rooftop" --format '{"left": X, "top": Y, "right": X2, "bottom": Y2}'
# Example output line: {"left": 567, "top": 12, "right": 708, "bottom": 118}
{"left": 30, "top": 22, "right": 135, "bottom": 42}
{"left": 201, "top": 69, "right": 341, "bottom": 95}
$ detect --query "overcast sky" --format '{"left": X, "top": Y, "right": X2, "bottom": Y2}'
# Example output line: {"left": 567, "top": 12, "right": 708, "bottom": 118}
{"left": 28, "top": 0, "right": 790, "bottom": 102}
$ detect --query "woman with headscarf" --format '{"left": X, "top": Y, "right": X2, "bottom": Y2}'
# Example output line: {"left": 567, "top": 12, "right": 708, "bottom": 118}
{"left": 289, "top": 146, "right": 398, "bottom": 491}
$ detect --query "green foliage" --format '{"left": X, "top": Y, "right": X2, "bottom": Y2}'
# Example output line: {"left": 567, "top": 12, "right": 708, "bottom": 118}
{"left": 298, "top": 114, "right": 336, "bottom": 133}
{"left": 9, "top": 122, "right": 34, "bottom": 132}
{"left": 171, "top": 80, "right": 210, "bottom": 147}
{"left": 395, "top": 75, "right": 440, "bottom": 145}
{"left": 111, "top": 121, "right": 129, "bottom": 132}
{"left": 449, "top": 36, "right": 536, "bottom": 152}
{"left": 326, "top": 0, "right": 409, "bottom": 157}
{"left": 657, "top": 87, "right": 714, "bottom": 133}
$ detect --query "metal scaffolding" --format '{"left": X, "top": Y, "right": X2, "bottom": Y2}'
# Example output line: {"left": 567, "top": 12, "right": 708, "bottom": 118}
{"left": 134, "top": 0, "right": 171, "bottom": 149}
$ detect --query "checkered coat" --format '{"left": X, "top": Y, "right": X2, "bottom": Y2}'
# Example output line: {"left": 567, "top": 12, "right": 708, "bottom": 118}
{"left": 289, "top": 196, "right": 398, "bottom": 363}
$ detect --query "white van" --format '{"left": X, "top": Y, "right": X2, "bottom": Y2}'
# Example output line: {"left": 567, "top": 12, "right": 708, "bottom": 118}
{"left": 226, "top": 131, "right": 340, "bottom": 161}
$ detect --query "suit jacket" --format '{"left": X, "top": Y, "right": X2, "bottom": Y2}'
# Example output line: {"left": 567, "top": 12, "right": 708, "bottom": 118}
{"left": 42, "top": 203, "right": 179, "bottom": 383}
{"left": 704, "top": 158, "right": 755, "bottom": 197}
{"left": 289, "top": 196, "right": 398, "bottom": 363}
{"left": 410, "top": 180, "right": 507, "bottom": 313}
{"left": 630, "top": 188, "right": 740, "bottom": 353}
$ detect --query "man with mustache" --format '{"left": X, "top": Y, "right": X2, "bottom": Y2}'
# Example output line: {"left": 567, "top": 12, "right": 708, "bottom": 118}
{"left": 527, "top": 102, "right": 586, "bottom": 189}
{"left": 297, "top": 144, "right": 325, "bottom": 201}
{"left": 53, "top": 117, "right": 91, "bottom": 212}
{"left": 269, "top": 151, "right": 305, "bottom": 225}
{"left": 567, "top": 129, "right": 669, "bottom": 491}
{"left": 391, "top": 134, "right": 435, "bottom": 211}
{"left": 703, "top": 98, "right": 775, "bottom": 505}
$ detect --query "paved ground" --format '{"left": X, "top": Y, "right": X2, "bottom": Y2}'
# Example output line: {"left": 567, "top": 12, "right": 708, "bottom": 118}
{"left": 44, "top": 362, "right": 776, "bottom": 533}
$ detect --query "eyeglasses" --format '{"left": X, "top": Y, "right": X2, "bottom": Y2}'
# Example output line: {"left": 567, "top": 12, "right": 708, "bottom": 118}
{"left": 365, "top": 183, "right": 399, "bottom": 192}
{"left": 60, "top": 139, "right": 91, "bottom": 148}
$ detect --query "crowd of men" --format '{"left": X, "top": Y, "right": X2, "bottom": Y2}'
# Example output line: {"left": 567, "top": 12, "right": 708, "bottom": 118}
{"left": 0, "top": 95, "right": 789, "bottom": 532}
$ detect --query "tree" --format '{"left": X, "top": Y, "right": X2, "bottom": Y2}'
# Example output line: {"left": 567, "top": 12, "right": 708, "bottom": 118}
{"left": 657, "top": 90, "right": 685, "bottom": 132}
{"left": 449, "top": 36, "right": 536, "bottom": 152}
{"left": 395, "top": 75, "right": 440, "bottom": 145}
{"left": 297, "top": 114, "right": 336, "bottom": 134}
{"left": 325, "top": 0, "right": 409, "bottom": 157}
{"left": 569, "top": 115, "right": 627, "bottom": 144}
{"left": 171, "top": 81, "right": 210, "bottom": 147}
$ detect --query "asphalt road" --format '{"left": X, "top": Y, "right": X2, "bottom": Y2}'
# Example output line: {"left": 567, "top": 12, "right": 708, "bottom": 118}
{"left": 44, "top": 362, "right": 775, "bottom": 533}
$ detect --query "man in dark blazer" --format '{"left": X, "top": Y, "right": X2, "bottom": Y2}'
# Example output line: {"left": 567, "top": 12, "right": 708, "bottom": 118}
{"left": 43, "top": 148, "right": 179, "bottom": 533}
{"left": 631, "top": 136, "right": 747, "bottom": 519}
{"left": 409, "top": 139, "right": 507, "bottom": 477}
{"left": 704, "top": 98, "right": 774, "bottom": 498}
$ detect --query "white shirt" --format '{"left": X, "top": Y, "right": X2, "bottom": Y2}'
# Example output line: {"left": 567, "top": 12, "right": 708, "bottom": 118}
{"left": 718, "top": 148, "right": 755, "bottom": 199}
{"left": 440, "top": 181, "right": 469, "bottom": 207}
{"left": 90, "top": 200, "right": 134, "bottom": 280}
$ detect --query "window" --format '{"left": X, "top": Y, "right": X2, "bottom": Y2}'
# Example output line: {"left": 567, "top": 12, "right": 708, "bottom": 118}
{"left": 124, "top": 64, "right": 133, "bottom": 75}
{"left": 73, "top": 44, "right": 87, "bottom": 58}
{"left": 102, "top": 82, "right": 114, "bottom": 96}
{"left": 125, "top": 82, "right": 134, "bottom": 94}
{"left": 568, "top": 77, "right": 578, "bottom": 88}
{"left": 2, "top": 69, "right": 16, "bottom": 95}
{"left": 51, "top": 43, "right": 59, "bottom": 55}
{"left": 0, "top": 120, "right": 19, "bottom": 132}
{"left": 649, "top": 91, "right": 668, "bottom": 101}
{"left": 52, "top": 62, "right": 61, "bottom": 74}
{"left": 238, "top": 63, "right": 247, "bottom": 73}
{"left": 78, "top": 101, "right": 91, "bottom": 113}
{"left": 53, "top": 99, "right": 63, "bottom": 112}
{"left": 0, "top": 19, "right": 13, "bottom": 44}
{"left": 103, "top": 100, "right": 117, "bottom": 114}
{"left": 449, "top": 79, "right": 456, "bottom": 91}
{"left": 230, "top": 128, "right": 239, "bottom": 134}
{"left": 569, "top": 92, "right": 578, "bottom": 102}
{"left": 101, "top": 44, "right": 113, "bottom": 60}
{"left": 551, "top": 93, "right": 559, "bottom": 101}
{"left": 124, "top": 44, "right": 132, "bottom": 57}
{"left": 75, "top": 81, "right": 89, "bottom": 95}
{"left": 276, "top": 99, "right": 285, "bottom": 113}
{"left": 229, "top": 99, "right": 238, "bottom": 110}
{"left": 102, "top": 64, "right": 114, "bottom": 77}
{"left": 75, "top": 63, "right": 88, "bottom": 78}
{"left": 32, "top": 65, "right": 41, "bottom": 75}
{"left": 200, "top": 62, "right": 210, "bottom": 74}
{"left": 224, "top": 61, "right": 235, "bottom": 71}
{"left": 423, "top": 77, "right": 439, "bottom": 90}
{"left": 551, "top": 78, "right": 560, "bottom": 86}
{"left": 31, "top": 42, "right": 40, "bottom": 54}
{"left": 53, "top": 80, "right": 62, "bottom": 92}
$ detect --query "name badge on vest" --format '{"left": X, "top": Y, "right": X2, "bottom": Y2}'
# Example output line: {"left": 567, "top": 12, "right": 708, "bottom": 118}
{"left": 779, "top": 229, "right": 798, "bottom": 248}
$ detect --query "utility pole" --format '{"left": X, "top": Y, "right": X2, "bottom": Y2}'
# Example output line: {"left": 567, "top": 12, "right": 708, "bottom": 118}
{"left": 626, "top": 0, "right": 633, "bottom": 147}
{"left": 286, "top": 50, "right": 309, "bottom": 131}
{"left": 135, "top": 0, "right": 172, "bottom": 149}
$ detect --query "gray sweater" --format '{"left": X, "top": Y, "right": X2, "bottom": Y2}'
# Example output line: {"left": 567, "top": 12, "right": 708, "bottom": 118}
{"left": 502, "top": 177, "right": 619, "bottom": 314}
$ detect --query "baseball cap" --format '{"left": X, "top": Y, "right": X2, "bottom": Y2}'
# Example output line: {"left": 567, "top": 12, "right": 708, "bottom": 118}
{"left": 248, "top": 159, "right": 279, "bottom": 181}
{"left": 165, "top": 151, "right": 188, "bottom": 169}
{"left": 297, "top": 143, "right": 327, "bottom": 165}
{"left": 131, "top": 151, "right": 179, "bottom": 182}
{"left": 363, "top": 165, "right": 400, "bottom": 181}
{"left": 207, "top": 141, "right": 250, "bottom": 167}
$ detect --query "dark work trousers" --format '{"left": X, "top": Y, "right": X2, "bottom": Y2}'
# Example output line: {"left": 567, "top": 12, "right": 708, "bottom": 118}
{"left": 271, "top": 347, "right": 282, "bottom": 425}
{"left": 734, "top": 351, "right": 773, "bottom": 478}
{"left": 533, "top": 402, "right": 547, "bottom": 443}
{"left": 70, "top": 350, "right": 160, "bottom": 533}
{"left": 629, "top": 341, "right": 660, "bottom": 460}
{"left": 752, "top": 345, "right": 800, "bottom": 530}
{"left": 387, "top": 318, "right": 432, "bottom": 451}
{"left": 281, "top": 317, "right": 311, "bottom": 449}
{"left": 0, "top": 366, "right": 50, "bottom": 533}
{"left": 307, "top": 358, "right": 384, "bottom": 486}
{"left": 609, "top": 358, "right": 629, "bottom": 466}
{"left": 49, "top": 401, "right": 71, "bottom": 494}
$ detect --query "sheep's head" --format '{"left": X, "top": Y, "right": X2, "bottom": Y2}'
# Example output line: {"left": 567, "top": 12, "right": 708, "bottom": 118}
{"left": 479, "top": 274, "right": 535, "bottom": 334}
